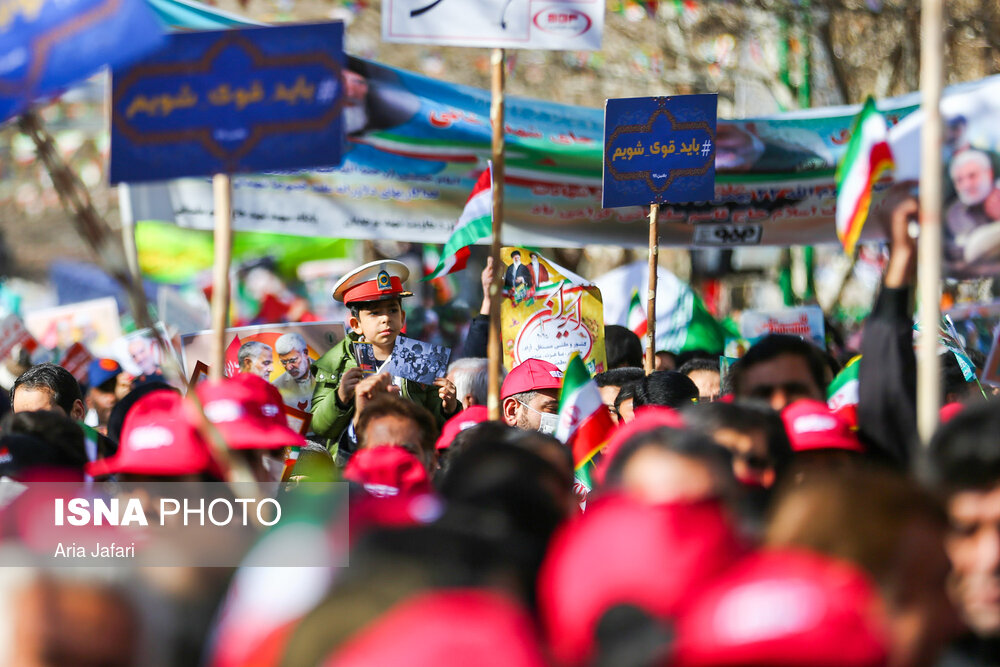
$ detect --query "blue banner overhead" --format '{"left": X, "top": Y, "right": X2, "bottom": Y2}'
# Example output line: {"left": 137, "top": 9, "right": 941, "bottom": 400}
{"left": 109, "top": 22, "right": 345, "bottom": 183}
{"left": 0, "top": 0, "right": 166, "bottom": 123}
{"left": 603, "top": 94, "right": 717, "bottom": 208}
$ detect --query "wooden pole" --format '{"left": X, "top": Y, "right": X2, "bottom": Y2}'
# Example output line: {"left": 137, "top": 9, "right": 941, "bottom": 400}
{"left": 826, "top": 246, "right": 860, "bottom": 314}
{"left": 645, "top": 203, "right": 659, "bottom": 374}
{"left": 916, "top": 0, "right": 944, "bottom": 446}
{"left": 487, "top": 48, "right": 506, "bottom": 420}
{"left": 17, "top": 111, "right": 183, "bottom": 377}
{"left": 210, "top": 174, "right": 233, "bottom": 380}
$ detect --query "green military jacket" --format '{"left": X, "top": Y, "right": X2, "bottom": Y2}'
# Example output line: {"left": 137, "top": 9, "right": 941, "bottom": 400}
{"left": 310, "top": 332, "right": 455, "bottom": 454}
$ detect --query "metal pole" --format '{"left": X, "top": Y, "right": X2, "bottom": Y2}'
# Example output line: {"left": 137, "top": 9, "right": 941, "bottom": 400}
{"left": 210, "top": 174, "right": 233, "bottom": 381}
{"left": 917, "top": 0, "right": 944, "bottom": 446}
{"left": 645, "top": 203, "right": 659, "bottom": 373}
{"left": 487, "top": 48, "right": 506, "bottom": 420}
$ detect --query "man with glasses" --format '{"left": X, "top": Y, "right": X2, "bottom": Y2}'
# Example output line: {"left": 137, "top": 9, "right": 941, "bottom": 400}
{"left": 273, "top": 333, "right": 315, "bottom": 412}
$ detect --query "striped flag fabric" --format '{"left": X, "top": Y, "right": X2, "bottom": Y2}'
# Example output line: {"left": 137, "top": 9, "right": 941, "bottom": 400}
{"left": 423, "top": 164, "right": 493, "bottom": 281}
{"left": 595, "top": 262, "right": 728, "bottom": 355}
{"left": 627, "top": 289, "right": 648, "bottom": 339}
{"left": 827, "top": 355, "right": 861, "bottom": 429}
{"left": 835, "top": 97, "right": 895, "bottom": 255}
{"left": 555, "top": 353, "right": 616, "bottom": 470}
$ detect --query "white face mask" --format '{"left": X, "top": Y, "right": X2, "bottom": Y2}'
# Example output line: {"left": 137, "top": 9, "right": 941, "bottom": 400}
{"left": 518, "top": 400, "right": 559, "bottom": 435}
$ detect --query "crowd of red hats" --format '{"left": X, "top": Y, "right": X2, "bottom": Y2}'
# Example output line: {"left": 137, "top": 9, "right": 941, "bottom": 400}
{"left": 0, "top": 246, "right": 998, "bottom": 666}
{"left": 0, "top": 342, "right": 996, "bottom": 666}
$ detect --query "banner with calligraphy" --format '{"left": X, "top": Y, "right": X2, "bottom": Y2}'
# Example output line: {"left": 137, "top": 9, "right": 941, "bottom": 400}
{"left": 123, "top": 4, "right": 1000, "bottom": 253}
{"left": 0, "top": 0, "right": 165, "bottom": 123}
{"left": 500, "top": 247, "right": 606, "bottom": 374}
{"left": 382, "top": 0, "right": 604, "bottom": 51}
{"left": 110, "top": 22, "right": 345, "bottom": 182}
{"left": 740, "top": 305, "right": 826, "bottom": 349}
{"left": 603, "top": 94, "right": 717, "bottom": 208}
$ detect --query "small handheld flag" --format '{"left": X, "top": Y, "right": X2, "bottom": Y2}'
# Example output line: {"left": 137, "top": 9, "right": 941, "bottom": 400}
{"left": 835, "top": 97, "right": 895, "bottom": 255}
{"left": 423, "top": 165, "right": 493, "bottom": 281}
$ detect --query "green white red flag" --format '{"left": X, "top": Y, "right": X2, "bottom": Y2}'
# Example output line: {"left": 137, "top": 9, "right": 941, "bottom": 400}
{"left": 835, "top": 97, "right": 895, "bottom": 255}
{"left": 555, "top": 352, "right": 616, "bottom": 470}
{"left": 827, "top": 354, "right": 860, "bottom": 429}
{"left": 627, "top": 289, "right": 647, "bottom": 339}
{"left": 423, "top": 164, "right": 493, "bottom": 281}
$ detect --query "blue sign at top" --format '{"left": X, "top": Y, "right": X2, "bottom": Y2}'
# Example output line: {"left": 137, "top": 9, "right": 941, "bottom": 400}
{"left": 0, "top": 0, "right": 165, "bottom": 123}
{"left": 602, "top": 94, "right": 717, "bottom": 208}
{"left": 110, "top": 23, "right": 345, "bottom": 183}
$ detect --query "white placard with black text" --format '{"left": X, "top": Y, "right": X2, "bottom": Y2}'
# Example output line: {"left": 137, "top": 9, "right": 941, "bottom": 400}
{"left": 382, "top": 0, "right": 604, "bottom": 50}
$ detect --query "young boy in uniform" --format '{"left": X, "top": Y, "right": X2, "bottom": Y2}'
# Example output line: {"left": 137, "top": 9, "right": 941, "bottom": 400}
{"left": 310, "top": 260, "right": 458, "bottom": 463}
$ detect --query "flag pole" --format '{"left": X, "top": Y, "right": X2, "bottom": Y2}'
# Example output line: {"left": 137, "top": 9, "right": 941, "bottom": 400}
{"left": 210, "top": 173, "right": 233, "bottom": 381}
{"left": 916, "top": 0, "right": 944, "bottom": 446}
{"left": 645, "top": 203, "right": 659, "bottom": 374}
{"left": 487, "top": 48, "right": 506, "bottom": 420}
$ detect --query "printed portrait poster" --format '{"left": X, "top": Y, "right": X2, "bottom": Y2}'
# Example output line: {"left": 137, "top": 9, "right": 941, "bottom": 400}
{"left": 112, "top": 325, "right": 182, "bottom": 378}
{"left": 24, "top": 297, "right": 122, "bottom": 356}
{"left": 501, "top": 247, "right": 606, "bottom": 374}
{"left": 888, "top": 79, "right": 1000, "bottom": 277}
{"left": 180, "top": 322, "right": 345, "bottom": 415}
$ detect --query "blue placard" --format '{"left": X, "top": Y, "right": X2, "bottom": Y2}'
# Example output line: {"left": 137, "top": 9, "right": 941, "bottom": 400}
{"left": 110, "top": 23, "right": 345, "bottom": 183}
{"left": 0, "top": 0, "right": 166, "bottom": 123}
{"left": 602, "top": 94, "right": 717, "bottom": 208}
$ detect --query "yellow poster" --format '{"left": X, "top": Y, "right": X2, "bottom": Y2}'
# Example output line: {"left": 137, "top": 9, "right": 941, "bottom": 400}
{"left": 501, "top": 247, "right": 606, "bottom": 374}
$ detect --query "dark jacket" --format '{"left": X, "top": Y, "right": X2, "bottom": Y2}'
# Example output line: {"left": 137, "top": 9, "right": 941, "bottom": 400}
{"left": 460, "top": 315, "right": 490, "bottom": 359}
{"left": 858, "top": 286, "right": 916, "bottom": 468}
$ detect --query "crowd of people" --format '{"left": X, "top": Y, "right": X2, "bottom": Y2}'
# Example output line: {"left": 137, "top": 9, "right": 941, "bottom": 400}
{"left": 0, "top": 191, "right": 997, "bottom": 667}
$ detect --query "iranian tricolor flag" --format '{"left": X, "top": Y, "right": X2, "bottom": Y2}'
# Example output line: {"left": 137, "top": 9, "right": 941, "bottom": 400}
{"left": 835, "top": 97, "right": 895, "bottom": 255}
{"left": 555, "top": 353, "right": 616, "bottom": 470}
{"left": 423, "top": 165, "right": 493, "bottom": 281}
{"left": 627, "top": 290, "right": 648, "bottom": 339}
{"left": 827, "top": 354, "right": 861, "bottom": 429}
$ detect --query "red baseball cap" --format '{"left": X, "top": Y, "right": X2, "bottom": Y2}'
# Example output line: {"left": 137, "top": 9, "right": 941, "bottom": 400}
{"left": 435, "top": 406, "right": 489, "bottom": 450}
{"left": 781, "top": 399, "right": 864, "bottom": 453}
{"left": 939, "top": 401, "right": 964, "bottom": 423}
{"left": 500, "top": 358, "right": 563, "bottom": 400}
{"left": 537, "top": 494, "right": 746, "bottom": 666}
{"left": 343, "top": 446, "right": 432, "bottom": 498}
{"left": 324, "top": 589, "right": 547, "bottom": 667}
{"left": 672, "top": 549, "right": 889, "bottom": 667}
{"left": 86, "top": 390, "right": 223, "bottom": 479}
{"left": 594, "top": 405, "right": 686, "bottom": 487}
{"left": 196, "top": 376, "right": 305, "bottom": 451}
